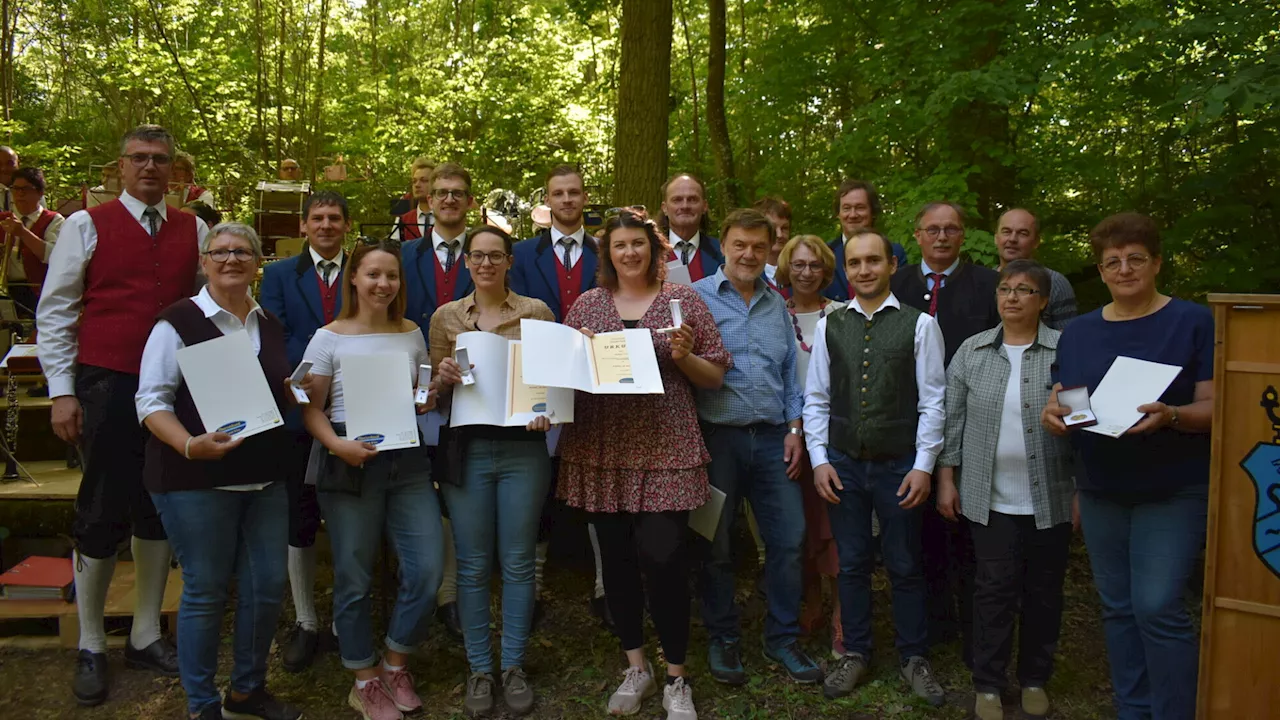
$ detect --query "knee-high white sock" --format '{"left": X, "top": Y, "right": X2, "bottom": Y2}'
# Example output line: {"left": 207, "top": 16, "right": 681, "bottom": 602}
{"left": 288, "top": 545, "right": 319, "bottom": 631}
{"left": 74, "top": 550, "right": 117, "bottom": 654}
{"left": 438, "top": 519, "right": 457, "bottom": 605}
{"left": 129, "top": 537, "right": 171, "bottom": 649}
{"left": 534, "top": 541, "right": 549, "bottom": 598}
{"left": 587, "top": 524, "right": 605, "bottom": 599}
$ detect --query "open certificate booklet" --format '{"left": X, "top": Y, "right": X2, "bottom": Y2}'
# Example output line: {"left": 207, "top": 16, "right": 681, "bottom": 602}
{"left": 449, "top": 331, "right": 574, "bottom": 428}
{"left": 341, "top": 353, "right": 421, "bottom": 451}
{"left": 174, "top": 330, "right": 283, "bottom": 439}
{"left": 519, "top": 319, "right": 665, "bottom": 395}
{"left": 1080, "top": 356, "right": 1183, "bottom": 438}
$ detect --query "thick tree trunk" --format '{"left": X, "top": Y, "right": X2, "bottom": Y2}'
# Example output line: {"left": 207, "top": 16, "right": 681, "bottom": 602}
{"left": 707, "top": 0, "right": 739, "bottom": 208}
{"left": 613, "top": 0, "right": 673, "bottom": 210}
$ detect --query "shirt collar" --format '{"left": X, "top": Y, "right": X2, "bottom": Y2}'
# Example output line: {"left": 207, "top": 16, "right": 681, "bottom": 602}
{"left": 921, "top": 257, "right": 961, "bottom": 278}
{"left": 982, "top": 321, "right": 1059, "bottom": 351}
{"left": 432, "top": 228, "right": 465, "bottom": 251}
{"left": 192, "top": 284, "right": 264, "bottom": 320}
{"left": 551, "top": 225, "right": 586, "bottom": 245}
{"left": 118, "top": 189, "right": 168, "bottom": 223}
{"left": 847, "top": 291, "right": 902, "bottom": 319}
{"left": 461, "top": 290, "right": 517, "bottom": 313}
{"left": 713, "top": 265, "right": 770, "bottom": 299}
{"left": 668, "top": 229, "right": 701, "bottom": 249}
{"left": 21, "top": 204, "right": 46, "bottom": 223}
{"left": 308, "top": 244, "right": 343, "bottom": 269}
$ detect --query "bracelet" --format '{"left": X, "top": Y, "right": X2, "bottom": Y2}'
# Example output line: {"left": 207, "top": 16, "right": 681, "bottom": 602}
{"left": 788, "top": 427, "right": 803, "bottom": 436}
{"left": 184, "top": 436, "right": 194, "bottom": 460}
{"left": 1170, "top": 406, "right": 1180, "bottom": 427}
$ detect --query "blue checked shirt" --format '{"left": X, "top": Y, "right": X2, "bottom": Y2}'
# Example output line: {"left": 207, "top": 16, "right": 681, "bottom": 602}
{"left": 693, "top": 267, "right": 803, "bottom": 426}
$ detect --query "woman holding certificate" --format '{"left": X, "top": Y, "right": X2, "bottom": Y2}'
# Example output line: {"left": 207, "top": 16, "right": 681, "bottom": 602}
{"left": 301, "top": 239, "right": 443, "bottom": 720}
{"left": 428, "top": 225, "right": 555, "bottom": 717}
{"left": 557, "top": 210, "right": 731, "bottom": 720}
{"left": 136, "top": 222, "right": 301, "bottom": 720}
{"left": 1041, "top": 213, "right": 1214, "bottom": 720}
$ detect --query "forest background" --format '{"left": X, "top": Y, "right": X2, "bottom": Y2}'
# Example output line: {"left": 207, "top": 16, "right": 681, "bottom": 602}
{"left": 1, "top": 0, "right": 1276, "bottom": 307}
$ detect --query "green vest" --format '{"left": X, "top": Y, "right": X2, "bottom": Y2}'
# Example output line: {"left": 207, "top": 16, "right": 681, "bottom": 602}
{"left": 826, "top": 302, "right": 921, "bottom": 459}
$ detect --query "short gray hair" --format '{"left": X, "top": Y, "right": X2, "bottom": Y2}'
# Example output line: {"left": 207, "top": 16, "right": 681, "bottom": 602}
{"left": 119, "top": 124, "right": 175, "bottom": 156}
{"left": 204, "top": 221, "right": 264, "bottom": 261}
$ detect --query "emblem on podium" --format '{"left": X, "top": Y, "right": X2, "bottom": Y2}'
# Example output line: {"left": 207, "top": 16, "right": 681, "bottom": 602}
{"left": 1242, "top": 385, "right": 1280, "bottom": 580}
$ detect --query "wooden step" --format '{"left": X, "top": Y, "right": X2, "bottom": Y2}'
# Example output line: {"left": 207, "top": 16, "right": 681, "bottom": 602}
{"left": 0, "top": 461, "right": 81, "bottom": 500}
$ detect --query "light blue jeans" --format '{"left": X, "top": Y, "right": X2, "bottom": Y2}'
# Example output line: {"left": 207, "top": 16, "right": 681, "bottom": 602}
{"left": 150, "top": 482, "right": 288, "bottom": 716}
{"left": 442, "top": 437, "right": 552, "bottom": 673}
{"left": 317, "top": 448, "right": 444, "bottom": 670}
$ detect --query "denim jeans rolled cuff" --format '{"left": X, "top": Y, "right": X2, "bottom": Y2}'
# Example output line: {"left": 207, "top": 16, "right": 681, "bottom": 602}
{"left": 824, "top": 447, "right": 928, "bottom": 664}
{"left": 443, "top": 437, "right": 552, "bottom": 673}
{"left": 700, "top": 422, "right": 806, "bottom": 647}
{"left": 150, "top": 482, "right": 288, "bottom": 714}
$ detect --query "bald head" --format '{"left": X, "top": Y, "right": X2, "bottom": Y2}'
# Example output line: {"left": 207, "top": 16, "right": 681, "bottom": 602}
{"left": 996, "top": 208, "right": 1041, "bottom": 268}
{"left": 0, "top": 146, "right": 18, "bottom": 186}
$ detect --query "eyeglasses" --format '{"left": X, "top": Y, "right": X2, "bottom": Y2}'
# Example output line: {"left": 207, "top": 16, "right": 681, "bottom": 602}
{"left": 788, "top": 262, "right": 825, "bottom": 275}
{"left": 467, "top": 251, "right": 509, "bottom": 266}
{"left": 9, "top": 185, "right": 37, "bottom": 194}
{"left": 204, "top": 248, "right": 256, "bottom": 263}
{"left": 1100, "top": 253, "right": 1151, "bottom": 274}
{"left": 432, "top": 189, "right": 469, "bottom": 201}
{"left": 996, "top": 285, "right": 1040, "bottom": 298}
{"left": 121, "top": 153, "right": 173, "bottom": 168}
{"left": 919, "top": 225, "right": 963, "bottom": 239}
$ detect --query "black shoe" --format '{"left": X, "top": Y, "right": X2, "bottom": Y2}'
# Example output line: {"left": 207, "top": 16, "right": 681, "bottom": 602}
{"left": 124, "top": 637, "right": 179, "bottom": 677}
{"left": 196, "top": 702, "right": 223, "bottom": 720}
{"left": 222, "top": 687, "right": 302, "bottom": 720}
{"left": 589, "top": 594, "right": 616, "bottom": 634}
{"left": 72, "top": 649, "right": 109, "bottom": 706}
{"left": 281, "top": 624, "right": 319, "bottom": 673}
{"left": 437, "top": 601, "right": 463, "bottom": 641}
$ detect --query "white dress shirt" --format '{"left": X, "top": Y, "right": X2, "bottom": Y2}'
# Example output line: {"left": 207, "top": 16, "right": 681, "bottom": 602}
{"left": 803, "top": 292, "right": 947, "bottom": 473}
{"left": 432, "top": 228, "right": 466, "bottom": 267}
{"left": 308, "top": 246, "right": 344, "bottom": 286}
{"left": 37, "top": 190, "right": 210, "bottom": 399}
{"left": 764, "top": 263, "right": 778, "bottom": 286}
{"left": 921, "top": 257, "right": 961, "bottom": 290}
{"left": 7, "top": 204, "right": 65, "bottom": 280}
{"left": 668, "top": 229, "right": 702, "bottom": 264}
{"left": 392, "top": 208, "right": 431, "bottom": 242}
{"left": 550, "top": 225, "right": 585, "bottom": 268}
{"left": 135, "top": 285, "right": 269, "bottom": 491}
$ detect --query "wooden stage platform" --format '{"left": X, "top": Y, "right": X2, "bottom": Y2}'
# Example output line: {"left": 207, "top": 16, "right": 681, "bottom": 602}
{"left": 0, "top": 460, "right": 81, "bottom": 500}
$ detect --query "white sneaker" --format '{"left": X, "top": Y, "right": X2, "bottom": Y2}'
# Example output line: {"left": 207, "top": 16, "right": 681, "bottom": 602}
{"left": 608, "top": 660, "right": 656, "bottom": 715}
{"left": 662, "top": 676, "right": 697, "bottom": 720}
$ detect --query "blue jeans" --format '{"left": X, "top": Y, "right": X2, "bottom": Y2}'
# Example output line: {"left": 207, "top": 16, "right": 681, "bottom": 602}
{"left": 441, "top": 437, "right": 552, "bottom": 673}
{"left": 150, "top": 483, "right": 288, "bottom": 716}
{"left": 824, "top": 448, "right": 928, "bottom": 662}
{"left": 701, "top": 423, "right": 806, "bottom": 648}
{"left": 1079, "top": 484, "right": 1207, "bottom": 720}
{"left": 318, "top": 449, "right": 444, "bottom": 670}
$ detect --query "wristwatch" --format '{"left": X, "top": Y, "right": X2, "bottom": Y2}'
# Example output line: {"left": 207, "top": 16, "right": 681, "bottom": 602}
{"left": 788, "top": 427, "right": 803, "bottom": 436}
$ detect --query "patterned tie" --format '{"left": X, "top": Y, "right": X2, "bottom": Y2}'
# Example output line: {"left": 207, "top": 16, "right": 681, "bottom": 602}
{"left": 319, "top": 260, "right": 337, "bottom": 286}
{"left": 678, "top": 241, "right": 693, "bottom": 265}
{"left": 444, "top": 240, "right": 460, "bottom": 272}
{"left": 143, "top": 206, "right": 160, "bottom": 237}
{"left": 558, "top": 237, "right": 575, "bottom": 269}
{"left": 927, "top": 272, "right": 945, "bottom": 316}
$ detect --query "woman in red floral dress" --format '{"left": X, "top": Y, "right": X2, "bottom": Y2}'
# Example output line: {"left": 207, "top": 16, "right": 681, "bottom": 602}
{"left": 558, "top": 210, "right": 731, "bottom": 720}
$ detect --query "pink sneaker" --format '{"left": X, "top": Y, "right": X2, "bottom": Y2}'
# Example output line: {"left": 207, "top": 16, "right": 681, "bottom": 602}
{"left": 347, "top": 678, "right": 404, "bottom": 720}
{"left": 381, "top": 666, "right": 423, "bottom": 713}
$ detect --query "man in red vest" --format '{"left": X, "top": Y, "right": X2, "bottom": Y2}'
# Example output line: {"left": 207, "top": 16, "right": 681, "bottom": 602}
{"left": 660, "top": 172, "right": 725, "bottom": 284}
{"left": 392, "top": 157, "right": 435, "bottom": 242}
{"left": 0, "top": 167, "right": 64, "bottom": 316}
{"left": 37, "top": 125, "right": 206, "bottom": 706}
{"left": 170, "top": 151, "right": 216, "bottom": 207}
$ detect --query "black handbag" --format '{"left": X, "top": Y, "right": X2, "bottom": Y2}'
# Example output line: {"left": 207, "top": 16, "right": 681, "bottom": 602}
{"left": 438, "top": 425, "right": 467, "bottom": 488}
{"left": 315, "top": 422, "right": 366, "bottom": 495}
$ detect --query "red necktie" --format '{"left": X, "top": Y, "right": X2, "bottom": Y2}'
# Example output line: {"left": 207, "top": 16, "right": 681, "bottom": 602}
{"left": 928, "top": 273, "right": 945, "bottom": 316}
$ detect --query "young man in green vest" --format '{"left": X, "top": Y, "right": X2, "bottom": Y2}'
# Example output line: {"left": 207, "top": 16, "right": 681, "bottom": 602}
{"left": 803, "top": 229, "right": 948, "bottom": 706}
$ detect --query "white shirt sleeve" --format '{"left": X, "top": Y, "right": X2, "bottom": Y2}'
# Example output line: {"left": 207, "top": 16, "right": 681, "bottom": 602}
{"left": 912, "top": 313, "right": 947, "bottom": 473}
{"left": 196, "top": 189, "right": 217, "bottom": 208}
{"left": 303, "top": 329, "right": 335, "bottom": 377}
{"left": 36, "top": 211, "right": 96, "bottom": 399}
{"left": 40, "top": 213, "right": 65, "bottom": 262}
{"left": 135, "top": 320, "right": 185, "bottom": 424}
{"left": 802, "top": 315, "right": 833, "bottom": 467}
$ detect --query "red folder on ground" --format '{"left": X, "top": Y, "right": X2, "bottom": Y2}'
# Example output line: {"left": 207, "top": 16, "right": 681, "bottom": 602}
{"left": 0, "top": 556, "right": 74, "bottom": 601}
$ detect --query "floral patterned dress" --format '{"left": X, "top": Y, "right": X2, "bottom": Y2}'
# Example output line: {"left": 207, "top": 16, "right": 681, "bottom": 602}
{"left": 557, "top": 283, "right": 732, "bottom": 513}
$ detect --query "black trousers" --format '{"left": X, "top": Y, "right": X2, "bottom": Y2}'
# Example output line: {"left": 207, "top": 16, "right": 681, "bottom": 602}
{"left": 592, "top": 509, "right": 690, "bottom": 665}
{"left": 284, "top": 430, "right": 323, "bottom": 548}
{"left": 970, "top": 512, "right": 1072, "bottom": 692}
{"left": 72, "top": 365, "right": 166, "bottom": 558}
{"left": 923, "top": 502, "right": 975, "bottom": 662}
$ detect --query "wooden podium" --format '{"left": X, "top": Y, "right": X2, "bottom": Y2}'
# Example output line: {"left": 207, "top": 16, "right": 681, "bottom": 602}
{"left": 1198, "top": 294, "right": 1280, "bottom": 718}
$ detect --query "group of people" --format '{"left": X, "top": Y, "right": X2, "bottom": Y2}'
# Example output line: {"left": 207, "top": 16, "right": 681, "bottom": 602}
{"left": 23, "top": 124, "right": 1214, "bottom": 720}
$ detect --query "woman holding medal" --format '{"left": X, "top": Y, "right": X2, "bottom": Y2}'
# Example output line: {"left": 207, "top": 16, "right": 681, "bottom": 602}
{"left": 1041, "top": 213, "right": 1214, "bottom": 720}
{"left": 301, "top": 238, "right": 442, "bottom": 720}
{"left": 429, "top": 225, "right": 556, "bottom": 717}
{"left": 556, "top": 209, "right": 731, "bottom": 720}
{"left": 934, "top": 259, "right": 1074, "bottom": 720}
{"left": 137, "top": 223, "right": 302, "bottom": 720}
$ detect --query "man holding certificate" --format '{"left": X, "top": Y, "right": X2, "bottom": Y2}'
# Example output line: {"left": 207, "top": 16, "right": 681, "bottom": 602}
{"left": 691, "top": 209, "right": 821, "bottom": 687}
{"left": 136, "top": 222, "right": 302, "bottom": 720}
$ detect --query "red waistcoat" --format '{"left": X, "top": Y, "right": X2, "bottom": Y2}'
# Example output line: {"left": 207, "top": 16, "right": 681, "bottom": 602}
{"left": 78, "top": 200, "right": 199, "bottom": 374}
{"left": 316, "top": 273, "right": 339, "bottom": 324}
{"left": 184, "top": 186, "right": 209, "bottom": 204}
{"left": 399, "top": 210, "right": 423, "bottom": 241}
{"left": 432, "top": 250, "right": 460, "bottom": 309}
{"left": 668, "top": 248, "right": 707, "bottom": 283}
{"left": 557, "top": 253, "right": 584, "bottom": 319}
{"left": 20, "top": 209, "right": 59, "bottom": 288}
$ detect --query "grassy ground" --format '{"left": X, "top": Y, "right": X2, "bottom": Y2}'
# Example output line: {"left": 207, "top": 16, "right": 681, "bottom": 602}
{"left": 0, "top": 537, "right": 1115, "bottom": 720}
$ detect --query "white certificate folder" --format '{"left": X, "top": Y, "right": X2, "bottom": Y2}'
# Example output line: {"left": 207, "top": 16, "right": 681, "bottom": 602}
{"left": 174, "top": 330, "right": 283, "bottom": 439}
{"left": 1080, "top": 356, "right": 1182, "bottom": 439}
{"left": 519, "top": 319, "right": 665, "bottom": 395}
{"left": 449, "top": 331, "right": 574, "bottom": 428}
{"left": 341, "top": 353, "right": 421, "bottom": 451}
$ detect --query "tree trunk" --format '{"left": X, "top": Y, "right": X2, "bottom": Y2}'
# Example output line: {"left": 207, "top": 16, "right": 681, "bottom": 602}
{"left": 255, "top": 0, "right": 266, "bottom": 159}
{"left": 276, "top": 0, "right": 286, "bottom": 167}
{"left": 308, "top": 0, "right": 330, "bottom": 182}
{"left": 707, "top": 0, "right": 739, "bottom": 207}
{"left": 613, "top": 0, "right": 673, "bottom": 210}
{"left": 677, "top": 0, "right": 700, "bottom": 171}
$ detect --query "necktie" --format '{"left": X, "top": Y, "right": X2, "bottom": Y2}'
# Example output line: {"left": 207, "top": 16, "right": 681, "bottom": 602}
{"left": 678, "top": 241, "right": 693, "bottom": 265}
{"left": 444, "top": 240, "right": 460, "bottom": 272}
{"left": 319, "top": 260, "right": 336, "bottom": 286}
{"left": 558, "top": 238, "right": 575, "bottom": 269}
{"left": 927, "top": 273, "right": 945, "bottom": 316}
{"left": 143, "top": 207, "right": 160, "bottom": 237}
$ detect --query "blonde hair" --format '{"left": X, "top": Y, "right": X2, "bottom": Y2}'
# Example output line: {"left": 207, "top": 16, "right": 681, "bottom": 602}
{"left": 410, "top": 156, "right": 436, "bottom": 174}
{"left": 775, "top": 234, "right": 835, "bottom": 290}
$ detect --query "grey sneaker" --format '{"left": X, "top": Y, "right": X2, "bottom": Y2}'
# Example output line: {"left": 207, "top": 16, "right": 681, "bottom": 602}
{"left": 501, "top": 666, "right": 534, "bottom": 716}
{"left": 464, "top": 672, "right": 495, "bottom": 717}
{"left": 662, "top": 676, "right": 697, "bottom": 720}
{"left": 1022, "top": 686, "right": 1050, "bottom": 718}
{"left": 822, "top": 653, "right": 868, "bottom": 699}
{"left": 974, "top": 691, "right": 1003, "bottom": 720}
{"left": 607, "top": 661, "right": 656, "bottom": 715}
{"left": 900, "top": 656, "right": 944, "bottom": 707}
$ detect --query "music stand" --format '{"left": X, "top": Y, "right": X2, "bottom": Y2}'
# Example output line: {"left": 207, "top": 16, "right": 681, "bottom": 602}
{"left": 0, "top": 343, "right": 41, "bottom": 483}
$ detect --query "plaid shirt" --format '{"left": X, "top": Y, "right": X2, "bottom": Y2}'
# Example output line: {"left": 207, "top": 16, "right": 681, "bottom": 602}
{"left": 939, "top": 322, "right": 1074, "bottom": 529}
